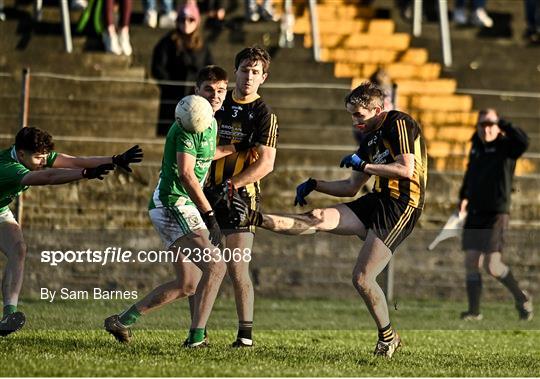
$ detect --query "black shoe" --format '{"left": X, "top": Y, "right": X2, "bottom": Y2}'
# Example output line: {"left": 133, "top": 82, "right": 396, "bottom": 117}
{"left": 231, "top": 338, "right": 253, "bottom": 348}
{"left": 460, "top": 311, "right": 483, "bottom": 321}
{"left": 0, "top": 312, "right": 26, "bottom": 337}
{"left": 516, "top": 291, "right": 533, "bottom": 321}
{"left": 104, "top": 315, "right": 132, "bottom": 343}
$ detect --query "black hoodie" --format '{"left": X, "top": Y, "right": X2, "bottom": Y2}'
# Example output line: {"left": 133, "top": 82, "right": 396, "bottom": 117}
{"left": 459, "top": 120, "right": 529, "bottom": 213}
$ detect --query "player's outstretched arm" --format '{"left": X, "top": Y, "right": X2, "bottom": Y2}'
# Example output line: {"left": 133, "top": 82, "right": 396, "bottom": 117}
{"left": 52, "top": 153, "right": 112, "bottom": 169}
{"left": 53, "top": 145, "right": 143, "bottom": 172}
{"left": 20, "top": 164, "right": 115, "bottom": 186}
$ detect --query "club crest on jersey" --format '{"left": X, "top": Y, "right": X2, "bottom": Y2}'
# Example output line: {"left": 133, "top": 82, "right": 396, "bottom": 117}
{"left": 187, "top": 215, "right": 200, "bottom": 228}
{"left": 248, "top": 112, "right": 254, "bottom": 121}
{"left": 184, "top": 139, "right": 194, "bottom": 149}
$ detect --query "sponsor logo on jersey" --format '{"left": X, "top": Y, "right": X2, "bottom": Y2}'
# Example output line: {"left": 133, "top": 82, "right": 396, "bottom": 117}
{"left": 372, "top": 149, "right": 390, "bottom": 164}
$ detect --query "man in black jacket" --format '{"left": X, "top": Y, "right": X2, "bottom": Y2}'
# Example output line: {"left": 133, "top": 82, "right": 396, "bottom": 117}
{"left": 458, "top": 108, "right": 533, "bottom": 321}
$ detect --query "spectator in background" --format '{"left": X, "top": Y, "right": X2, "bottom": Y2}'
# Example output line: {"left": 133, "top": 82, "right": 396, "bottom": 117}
{"left": 103, "top": 0, "right": 133, "bottom": 55}
{"left": 152, "top": 0, "right": 214, "bottom": 135}
{"left": 458, "top": 109, "right": 533, "bottom": 321}
{"left": 143, "top": 0, "right": 177, "bottom": 29}
{"left": 524, "top": 0, "right": 540, "bottom": 44}
{"left": 369, "top": 68, "right": 395, "bottom": 111}
{"left": 246, "top": 0, "right": 276, "bottom": 22}
{"left": 453, "top": 0, "right": 493, "bottom": 28}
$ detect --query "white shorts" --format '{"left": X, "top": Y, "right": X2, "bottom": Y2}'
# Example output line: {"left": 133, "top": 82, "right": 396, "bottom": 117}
{"left": 149, "top": 205, "right": 206, "bottom": 248}
{"left": 0, "top": 208, "right": 17, "bottom": 225}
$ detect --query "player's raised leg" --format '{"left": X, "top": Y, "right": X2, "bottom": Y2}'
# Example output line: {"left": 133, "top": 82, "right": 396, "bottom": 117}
{"left": 252, "top": 204, "right": 367, "bottom": 237}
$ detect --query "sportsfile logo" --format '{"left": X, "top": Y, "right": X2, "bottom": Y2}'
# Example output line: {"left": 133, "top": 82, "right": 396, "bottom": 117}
{"left": 40, "top": 247, "right": 252, "bottom": 266}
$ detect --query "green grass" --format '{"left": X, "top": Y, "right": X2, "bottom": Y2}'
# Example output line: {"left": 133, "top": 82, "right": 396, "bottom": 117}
{"left": 1, "top": 298, "right": 538, "bottom": 376}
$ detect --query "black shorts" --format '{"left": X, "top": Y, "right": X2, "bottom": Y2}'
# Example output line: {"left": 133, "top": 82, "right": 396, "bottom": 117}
{"left": 345, "top": 193, "right": 422, "bottom": 253}
{"left": 204, "top": 186, "right": 259, "bottom": 235}
{"left": 462, "top": 211, "right": 508, "bottom": 253}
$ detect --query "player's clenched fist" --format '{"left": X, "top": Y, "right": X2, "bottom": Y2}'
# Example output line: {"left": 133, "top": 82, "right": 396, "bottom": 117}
{"left": 340, "top": 153, "right": 367, "bottom": 172}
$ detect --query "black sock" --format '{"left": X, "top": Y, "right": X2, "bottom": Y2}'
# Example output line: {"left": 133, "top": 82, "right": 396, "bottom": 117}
{"left": 498, "top": 269, "right": 527, "bottom": 303}
{"left": 378, "top": 323, "right": 395, "bottom": 342}
{"left": 466, "top": 273, "right": 482, "bottom": 315}
{"left": 237, "top": 320, "right": 253, "bottom": 340}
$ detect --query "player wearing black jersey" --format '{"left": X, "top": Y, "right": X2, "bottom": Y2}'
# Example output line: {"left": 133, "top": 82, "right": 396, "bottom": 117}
{"left": 231, "top": 82, "right": 427, "bottom": 358}
{"left": 203, "top": 47, "right": 278, "bottom": 347}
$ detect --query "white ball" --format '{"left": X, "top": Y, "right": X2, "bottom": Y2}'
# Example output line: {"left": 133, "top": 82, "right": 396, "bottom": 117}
{"left": 175, "top": 95, "right": 214, "bottom": 134}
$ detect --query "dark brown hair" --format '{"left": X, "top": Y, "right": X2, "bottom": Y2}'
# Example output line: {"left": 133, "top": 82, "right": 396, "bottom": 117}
{"left": 345, "top": 81, "right": 385, "bottom": 110}
{"left": 15, "top": 127, "right": 54, "bottom": 153}
{"left": 196, "top": 65, "right": 228, "bottom": 87}
{"left": 234, "top": 46, "right": 271, "bottom": 73}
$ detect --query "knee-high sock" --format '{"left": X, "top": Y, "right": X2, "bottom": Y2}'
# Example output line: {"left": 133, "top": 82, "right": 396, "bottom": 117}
{"left": 466, "top": 273, "right": 482, "bottom": 314}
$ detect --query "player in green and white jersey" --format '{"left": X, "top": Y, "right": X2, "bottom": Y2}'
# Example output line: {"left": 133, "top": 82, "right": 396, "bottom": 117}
{"left": 105, "top": 65, "right": 249, "bottom": 348}
{"left": 0, "top": 127, "right": 143, "bottom": 336}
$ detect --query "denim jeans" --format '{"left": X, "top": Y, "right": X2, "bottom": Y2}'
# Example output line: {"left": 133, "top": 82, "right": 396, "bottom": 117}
{"left": 143, "top": 0, "right": 174, "bottom": 13}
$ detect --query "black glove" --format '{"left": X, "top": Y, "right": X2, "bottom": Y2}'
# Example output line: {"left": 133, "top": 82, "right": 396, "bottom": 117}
{"left": 112, "top": 145, "right": 144, "bottom": 172}
{"left": 208, "top": 179, "right": 235, "bottom": 208}
{"left": 201, "top": 210, "right": 223, "bottom": 247}
{"left": 233, "top": 132, "right": 256, "bottom": 152}
{"left": 294, "top": 178, "right": 317, "bottom": 206}
{"left": 230, "top": 195, "right": 262, "bottom": 227}
{"left": 82, "top": 163, "right": 115, "bottom": 180}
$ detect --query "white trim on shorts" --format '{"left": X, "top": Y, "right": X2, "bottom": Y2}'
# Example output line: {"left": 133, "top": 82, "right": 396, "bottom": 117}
{"left": 149, "top": 204, "right": 206, "bottom": 248}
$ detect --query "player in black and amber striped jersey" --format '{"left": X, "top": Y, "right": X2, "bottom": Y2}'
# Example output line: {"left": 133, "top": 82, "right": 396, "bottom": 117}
{"left": 207, "top": 88, "right": 278, "bottom": 199}
{"left": 230, "top": 82, "right": 427, "bottom": 358}
{"left": 204, "top": 47, "right": 278, "bottom": 348}
{"left": 355, "top": 109, "right": 427, "bottom": 210}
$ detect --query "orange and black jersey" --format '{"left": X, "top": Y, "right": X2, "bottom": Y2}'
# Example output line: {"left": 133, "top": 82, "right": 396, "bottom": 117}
{"left": 356, "top": 110, "right": 428, "bottom": 209}
{"left": 207, "top": 90, "right": 278, "bottom": 193}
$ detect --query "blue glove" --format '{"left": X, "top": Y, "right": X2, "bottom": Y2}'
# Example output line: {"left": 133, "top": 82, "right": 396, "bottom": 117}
{"left": 294, "top": 178, "right": 317, "bottom": 206}
{"left": 340, "top": 153, "right": 367, "bottom": 172}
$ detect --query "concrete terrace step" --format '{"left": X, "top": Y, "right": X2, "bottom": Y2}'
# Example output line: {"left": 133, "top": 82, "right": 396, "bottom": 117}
{"left": 294, "top": 18, "right": 392, "bottom": 35}
{"left": 303, "top": 32, "right": 411, "bottom": 51}
{"left": 335, "top": 62, "right": 442, "bottom": 81}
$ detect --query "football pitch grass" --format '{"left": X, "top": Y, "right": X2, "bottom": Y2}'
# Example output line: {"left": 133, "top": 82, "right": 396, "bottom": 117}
{"left": 1, "top": 297, "right": 538, "bottom": 376}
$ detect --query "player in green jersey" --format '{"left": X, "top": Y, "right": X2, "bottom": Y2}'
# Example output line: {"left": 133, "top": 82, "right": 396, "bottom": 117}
{"left": 105, "top": 65, "right": 251, "bottom": 348}
{"left": 0, "top": 127, "right": 142, "bottom": 336}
